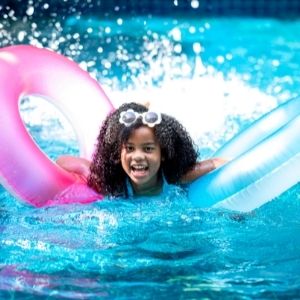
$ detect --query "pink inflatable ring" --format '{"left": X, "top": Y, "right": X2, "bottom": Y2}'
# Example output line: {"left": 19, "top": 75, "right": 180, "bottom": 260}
{"left": 0, "top": 45, "right": 113, "bottom": 207}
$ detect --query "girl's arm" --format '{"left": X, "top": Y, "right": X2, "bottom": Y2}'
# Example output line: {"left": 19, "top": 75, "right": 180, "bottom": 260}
{"left": 56, "top": 155, "right": 91, "bottom": 181}
{"left": 180, "top": 157, "right": 227, "bottom": 184}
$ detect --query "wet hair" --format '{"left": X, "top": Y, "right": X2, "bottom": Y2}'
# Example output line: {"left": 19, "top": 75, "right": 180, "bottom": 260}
{"left": 87, "top": 102, "right": 198, "bottom": 197}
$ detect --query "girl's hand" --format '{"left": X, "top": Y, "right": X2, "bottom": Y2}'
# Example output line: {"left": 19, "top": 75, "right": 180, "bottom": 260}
{"left": 56, "top": 155, "right": 91, "bottom": 182}
{"left": 211, "top": 157, "right": 228, "bottom": 169}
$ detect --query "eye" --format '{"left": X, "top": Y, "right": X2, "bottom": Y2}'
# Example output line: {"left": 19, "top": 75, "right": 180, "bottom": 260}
{"left": 144, "top": 146, "right": 155, "bottom": 153}
{"left": 124, "top": 144, "right": 134, "bottom": 152}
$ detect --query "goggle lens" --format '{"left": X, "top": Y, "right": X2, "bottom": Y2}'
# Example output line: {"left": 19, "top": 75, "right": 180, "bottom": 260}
{"left": 144, "top": 111, "right": 159, "bottom": 124}
{"left": 121, "top": 111, "right": 136, "bottom": 124}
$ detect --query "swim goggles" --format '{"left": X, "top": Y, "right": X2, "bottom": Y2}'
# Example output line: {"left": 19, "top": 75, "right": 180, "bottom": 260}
{"left": 119, "top": 109, "right": 162, "bottom": 127}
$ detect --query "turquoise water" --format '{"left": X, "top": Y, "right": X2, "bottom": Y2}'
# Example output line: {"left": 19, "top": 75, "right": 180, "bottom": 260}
{"left": 1, "top": 8, "right": 300, "bottom": 299}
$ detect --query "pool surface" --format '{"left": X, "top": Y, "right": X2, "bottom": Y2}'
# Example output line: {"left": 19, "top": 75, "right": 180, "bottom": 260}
{"left": 1, "top": 2, "right": 300, "bottom": 299}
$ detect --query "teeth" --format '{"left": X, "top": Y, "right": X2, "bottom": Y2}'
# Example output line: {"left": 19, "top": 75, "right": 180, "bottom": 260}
{"left": 132, "top": 165, "right": 147, "bottom": 170}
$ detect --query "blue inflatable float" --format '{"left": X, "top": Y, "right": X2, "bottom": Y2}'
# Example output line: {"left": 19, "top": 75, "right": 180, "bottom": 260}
{"left": 189, "top": 97, "right": 300, "bottom": 212}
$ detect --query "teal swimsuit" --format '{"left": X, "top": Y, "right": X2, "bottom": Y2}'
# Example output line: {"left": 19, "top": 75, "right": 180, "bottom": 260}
{"left": 126, "top": 175, "right": 187, "bottom": 199}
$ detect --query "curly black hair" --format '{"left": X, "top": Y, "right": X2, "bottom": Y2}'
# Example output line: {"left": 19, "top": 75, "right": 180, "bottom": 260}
{"left": 87, "top": 102, "right": 199, "bottom": 197}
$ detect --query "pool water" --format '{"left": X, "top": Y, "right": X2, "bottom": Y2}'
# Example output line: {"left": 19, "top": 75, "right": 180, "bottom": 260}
{"left": 1, "top": 10, "right": 300, "bottom": 299}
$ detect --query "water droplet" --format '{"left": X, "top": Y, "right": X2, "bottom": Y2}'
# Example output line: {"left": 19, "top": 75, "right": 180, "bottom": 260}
{"left": 169, "top": 28, "right": 181, "bottom": 41}
{"left": 272, "top": 59, "right": 280, "bottom": 67}
{"left": 174, "top": 44, "right": 182, "bottom": 53}
{"left": 26, "top": 6, "right": 34, "bottom": 16}
{"left": 193, "top": 42, "right": 202, "bottom": 54}
{"left": 17, "top": 31, "right": 27, "bottom": 42}
{"left": 217, "top": 56, "right": 225, "bottom": 64}
{"left": 191, "top": 0, "right": 199, "bottom": 9}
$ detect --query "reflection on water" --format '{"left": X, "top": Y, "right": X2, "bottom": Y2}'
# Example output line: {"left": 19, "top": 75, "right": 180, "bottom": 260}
{"left": 1, "top": 1, "right": 300, "bottom": 298}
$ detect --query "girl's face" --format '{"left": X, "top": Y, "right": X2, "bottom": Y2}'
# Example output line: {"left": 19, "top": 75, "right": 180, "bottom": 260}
{"left": 121, "top": 126, "right": 162, "bottom": 195}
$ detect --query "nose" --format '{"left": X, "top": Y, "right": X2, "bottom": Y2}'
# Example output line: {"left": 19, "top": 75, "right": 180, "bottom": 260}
{"left": 132, "top": 149, "right": 145, "bottom": 161}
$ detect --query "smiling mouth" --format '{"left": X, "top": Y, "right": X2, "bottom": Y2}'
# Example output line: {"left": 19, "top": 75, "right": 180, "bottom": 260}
{"left": 131, "top": 165, "right": 149, "bottom": 172}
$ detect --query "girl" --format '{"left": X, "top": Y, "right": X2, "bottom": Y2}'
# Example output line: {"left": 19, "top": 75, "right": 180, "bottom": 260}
{"left": 57, "top": 102, "right": 226, "bottom": 197}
